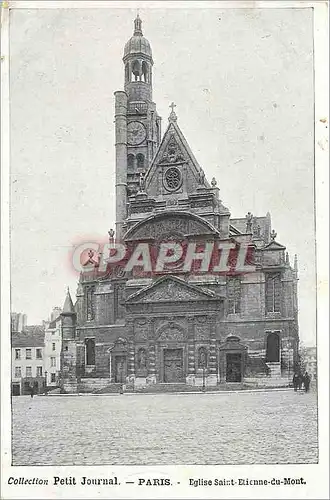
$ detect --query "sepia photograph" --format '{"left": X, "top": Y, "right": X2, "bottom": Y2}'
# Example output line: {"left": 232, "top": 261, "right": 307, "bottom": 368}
{"left": 1, "top": 1, "right": 329, "bottom": 499}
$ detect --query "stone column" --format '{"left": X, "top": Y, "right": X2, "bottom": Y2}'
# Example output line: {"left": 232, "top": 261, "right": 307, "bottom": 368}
{"left": 147, "top": 319, "right": 156, "bottom": 384}
{"left": 186, "top": 316, "right": 195, "bottom": 386}
{"left": 207, "top": 316, "right": 218, "bottom": 386}
{"left": 126, "top": 320, "right": 135, "bottom": 384}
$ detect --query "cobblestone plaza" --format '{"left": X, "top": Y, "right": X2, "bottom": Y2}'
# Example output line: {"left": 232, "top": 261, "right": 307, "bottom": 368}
{"left": 12, "top": 390, "right": 318, "bottom": 466}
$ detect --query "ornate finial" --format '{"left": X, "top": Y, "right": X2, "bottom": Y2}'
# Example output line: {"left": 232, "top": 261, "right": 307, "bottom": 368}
{"left": 108, "top": 228, "right": 115, "bottom": 242}
{"left": 245, "top": 212, "right": 253, "bottom": 233}
{"left": 134, "top": 14, "right": 143, "bottom": 36}
{"left": 67, "top": 286, "right": 70, "bottom": 293}
{"left": 211, "top": 177, "right": 217, "bottom": 187}
{"left": 270, "top": 229, "right": 277, "bottom": 241}
{"left": 169, "top": 102, "right": 177, "bottom": 122}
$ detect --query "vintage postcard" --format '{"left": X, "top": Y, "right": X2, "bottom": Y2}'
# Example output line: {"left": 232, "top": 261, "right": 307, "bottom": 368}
{"left": 1, "top": 1, "right": 329, "bottom": 499}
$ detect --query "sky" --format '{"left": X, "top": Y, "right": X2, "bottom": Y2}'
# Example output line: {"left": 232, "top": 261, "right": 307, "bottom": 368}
{"left": 9, "top": 6, "right": 316, "bottom": 345}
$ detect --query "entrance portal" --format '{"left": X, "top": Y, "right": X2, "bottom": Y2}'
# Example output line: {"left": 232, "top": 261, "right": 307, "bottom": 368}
{"left": 114, "top": 355, "right": 127, "bottom": 383}
{"left": 12, "top": 384, "right": 20, "bottom": 396}
{"left": 226, "top": 353, "right": 242, "bottom": 382}
{"left": 163, "top": 348, "right": 184, "bottom": 383}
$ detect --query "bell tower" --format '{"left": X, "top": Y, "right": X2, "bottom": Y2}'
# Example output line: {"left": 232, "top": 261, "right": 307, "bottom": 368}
{"left": 115, "top": 15, "right": 161, "bottom": 238}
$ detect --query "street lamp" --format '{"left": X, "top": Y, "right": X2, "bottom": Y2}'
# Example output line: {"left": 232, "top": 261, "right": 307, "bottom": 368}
{"left": 44, "top": 371, "right": 48, "bottom": 395}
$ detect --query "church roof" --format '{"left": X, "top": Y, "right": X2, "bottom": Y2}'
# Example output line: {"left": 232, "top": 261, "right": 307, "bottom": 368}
{"left": 62, "top": 288, "right": 75, "bottom": 315}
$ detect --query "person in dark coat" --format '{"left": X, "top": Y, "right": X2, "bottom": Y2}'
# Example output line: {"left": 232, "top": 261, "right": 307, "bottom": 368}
{"left": 303, "top": 371, "right": 311, "bottom": 392}
{"left": 297, "top": 373, "right": 303, "bottom": 390}
{"left": 30, "top": 385, "right": 34, "bottom": 398}
{"left": 292, "top": 372, "right": 299, "bottom": 391}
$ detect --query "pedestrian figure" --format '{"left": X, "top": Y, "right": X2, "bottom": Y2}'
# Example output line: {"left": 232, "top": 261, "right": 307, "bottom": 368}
{"left": 292, "top": 372, "right": 299, "bottom": 391}
{"left": 30, "top": 385, "right": 34, "bottom": 398}
{"left": 303, "top": 371, "right": 311, "bottom": 393}
{"left": 297, "top": 373, "right": 303, "bottom": 390}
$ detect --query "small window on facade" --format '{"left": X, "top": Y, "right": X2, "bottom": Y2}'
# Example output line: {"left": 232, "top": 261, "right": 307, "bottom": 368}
{"left": 52, "top": 343, "right": 56, "bottom": 351}
{"left": 15, "top": 349, "right": 21, "bottom": 360}
{"left": 227, "top": 277, "right": 241, "bottom": 314}
{"left": 265, "top": 273, "right": 281, "bottom": 313}
{"left": 51, "top": 357, "right": 56, "bottom": 367}
{"left": 136, "top": 153, "right": 145, "bottom": 170}
{"left": 15, "top": 367, "right": 21, "bottom": 378}
{"left": 26, "top": 366, "right": 32, "bottom": 377}
{"left": 37, "top": 366, "right": 43, "bottom": 377}
{"left": 85, "top": 338, "right": 95, "bottom": 365}
{"left": 65, "top": 345, "right": 68, "bottom": 351}
{"left": 51, "top": 373, "right": 56, "bottom": 383}
{"left": 25, "top": 349, "right": 32, "bottom": 360}
{"left": 36, "top": 348, "right": 42, "bottom": 359}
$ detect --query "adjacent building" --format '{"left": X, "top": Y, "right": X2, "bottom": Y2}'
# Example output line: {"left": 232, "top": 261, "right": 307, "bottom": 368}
{"left": 59, "top": 16, "right": 299, "bottom": 392}
{"left": 44, "top": 314, "right": 62, "bottom": 387}
{"left": 11, "top": 330, "right": 45, "bottom": 396}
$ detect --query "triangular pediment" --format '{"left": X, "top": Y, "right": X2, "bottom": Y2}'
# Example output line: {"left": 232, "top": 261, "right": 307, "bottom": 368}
{"left": 264, "top": 240, "right": 286, "bottom": 250}
{"left": 145, "top": 120, "right": 210, "bottom": 197}
{"left": 126, "top": 276, "right": 219, "bottom": 304}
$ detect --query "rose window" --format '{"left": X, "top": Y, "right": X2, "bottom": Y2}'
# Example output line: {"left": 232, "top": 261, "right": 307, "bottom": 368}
{"left": 164, "top": 167, "right": 182, "bottom": 191}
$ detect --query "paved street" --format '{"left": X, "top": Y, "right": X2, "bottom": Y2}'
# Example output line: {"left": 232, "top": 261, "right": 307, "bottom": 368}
{"left": 12, "top": 390, "right": 318, "bottom": 465}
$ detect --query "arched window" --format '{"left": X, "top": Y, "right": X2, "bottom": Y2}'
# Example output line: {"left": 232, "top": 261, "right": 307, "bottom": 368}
{"left": 265, "top": 273, "right": 281, "bottom": 313}
{"left": 198, "top": 347, "right": 208, "bottom": 369}
{"left": 125, "top": 63, "right": 130, "bottom": 83}
{"left": 127, "top": 154, "right": 135, "bottom": 169}
{"left": 142, "top": 61, "right": 148, "bottom": 83}
{"left": 266, "top": 332, "right": 280, "bottom": 362}
{"left": 137, "top": 348, "right": 147, "bottom": 369}
{"left": 132, "top": 60, "right": 141, "bottom": 82}
{"left": 136, "top": 153, "right": 145, "bottom": 170}
{"left": 85, "top": 338, "right": 95, "bottom": 365}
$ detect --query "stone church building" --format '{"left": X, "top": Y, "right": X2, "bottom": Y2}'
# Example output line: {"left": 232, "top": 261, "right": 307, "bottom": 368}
{"left": 60, "top": 16, "right": 299, "bottom": 392}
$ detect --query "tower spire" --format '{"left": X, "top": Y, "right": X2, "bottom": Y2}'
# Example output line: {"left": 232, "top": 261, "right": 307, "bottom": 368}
{"left": 134, "top": 13, "right": 143, "bottom": 35}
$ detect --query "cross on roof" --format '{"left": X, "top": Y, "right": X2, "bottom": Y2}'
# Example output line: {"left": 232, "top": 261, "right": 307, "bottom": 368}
{"left": 169, "top": 102, "right": 176, "bottom": 112}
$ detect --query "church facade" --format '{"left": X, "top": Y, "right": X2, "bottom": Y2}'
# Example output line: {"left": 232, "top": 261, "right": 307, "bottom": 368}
{"left": 59, "top": 16, "right": 299, "bottom": 392}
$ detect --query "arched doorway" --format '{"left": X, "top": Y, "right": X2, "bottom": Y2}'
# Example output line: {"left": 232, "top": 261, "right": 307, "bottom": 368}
{"left": 266, "top": 332, "right": 280, "bottom": 362}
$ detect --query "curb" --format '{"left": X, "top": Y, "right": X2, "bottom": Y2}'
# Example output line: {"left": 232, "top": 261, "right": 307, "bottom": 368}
{"left": 39, "top": 387, "right": 298, "bottom": 397}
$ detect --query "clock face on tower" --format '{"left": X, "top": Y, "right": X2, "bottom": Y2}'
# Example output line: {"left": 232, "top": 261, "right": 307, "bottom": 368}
{"left": 127, "top": 121, "right": 147, "bottom": 146}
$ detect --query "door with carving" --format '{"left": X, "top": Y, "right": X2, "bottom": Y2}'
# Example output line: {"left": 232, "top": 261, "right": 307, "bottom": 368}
{"left": 163, "top": 348, "right": 184, "bottom": 382}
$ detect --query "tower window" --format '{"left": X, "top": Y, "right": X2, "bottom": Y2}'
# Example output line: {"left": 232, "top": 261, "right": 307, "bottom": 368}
{"left": 127, "top": 154, "right": 135, "bottom": 169}
{"left": 142, "top": 61, "right": 148, "bottom": 83}
{"left": 125, "top": 63, "right": 130, "bottom": 83}
{"left": 136, "top": 153, "right": 145, "bottom": 170}
{"left": 86, "top": 286, "right": 95, "bottom": 321}
{"left": 132, "top": 60, "right": 141, "bottom": 81}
